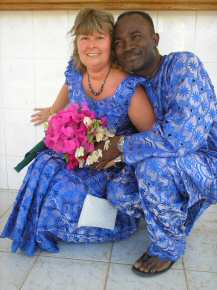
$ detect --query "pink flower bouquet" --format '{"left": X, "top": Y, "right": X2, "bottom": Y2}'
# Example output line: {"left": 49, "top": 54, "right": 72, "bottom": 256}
{"left": 44, "top": 103, "right": 114, "bottom": 170}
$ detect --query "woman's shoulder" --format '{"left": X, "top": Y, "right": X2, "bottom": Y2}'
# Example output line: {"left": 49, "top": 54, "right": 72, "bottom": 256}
{"left": 110, "top": 68, "right": 128, "bottom": 82}
{"left": 64, "top": 58, "right": 82, "bottom": 85}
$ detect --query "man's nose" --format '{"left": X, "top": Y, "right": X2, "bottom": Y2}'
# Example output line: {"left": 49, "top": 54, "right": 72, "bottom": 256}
{"left": 123, "top": 39, "right": 134, "bottom": 51}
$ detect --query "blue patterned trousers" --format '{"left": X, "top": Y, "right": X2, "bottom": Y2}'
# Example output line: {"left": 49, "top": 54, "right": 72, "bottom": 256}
{"left": 108, "top": 153, "right": 216, "bottom": 261}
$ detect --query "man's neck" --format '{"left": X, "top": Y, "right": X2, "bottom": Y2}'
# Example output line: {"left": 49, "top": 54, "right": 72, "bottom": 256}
{"left": 137, "top": 54, "right": 162, "bottom": 79}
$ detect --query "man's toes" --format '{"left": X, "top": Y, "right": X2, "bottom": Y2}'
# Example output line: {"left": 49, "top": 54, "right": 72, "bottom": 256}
{"left": 138, "top": 263, "right": 150, "bottom": 273}
{"left": 149, "top": 260, "right": 172, "bottom": 273}
{"left": 144, "top": 257, "right": 156, "bottom": 269}
{"left": 138, "top": 259, "right": 152, "bottom": 273}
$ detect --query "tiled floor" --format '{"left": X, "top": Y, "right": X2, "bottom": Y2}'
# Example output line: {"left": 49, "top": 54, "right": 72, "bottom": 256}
{"left": 0, "top": 188, "right": 217, "bottom": 290}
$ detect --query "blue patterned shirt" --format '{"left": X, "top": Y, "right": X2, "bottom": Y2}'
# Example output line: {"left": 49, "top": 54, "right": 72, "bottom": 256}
{"left": 123, "top": 52, "right": 217, "bottom": 163}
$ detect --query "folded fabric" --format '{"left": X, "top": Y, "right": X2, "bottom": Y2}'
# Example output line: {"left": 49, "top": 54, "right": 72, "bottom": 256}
{"left": 14, "top": 140, "right": 46, "bottom": 172}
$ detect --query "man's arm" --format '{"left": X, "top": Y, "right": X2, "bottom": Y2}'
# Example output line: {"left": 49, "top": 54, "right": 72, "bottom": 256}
{"left": 123, "top": 52, "right": 216, "bottom": 165}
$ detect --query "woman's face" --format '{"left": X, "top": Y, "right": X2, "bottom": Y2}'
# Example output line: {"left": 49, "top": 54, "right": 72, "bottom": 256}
{"left": 77, "top": 30, "right": 112, "bottom": 71}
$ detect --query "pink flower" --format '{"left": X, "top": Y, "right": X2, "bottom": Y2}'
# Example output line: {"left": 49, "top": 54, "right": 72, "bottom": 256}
{"left": 100, "top": 117, "right": 107, "bottom": 127}
{"left": 44, "top": 103, "right": 108, "bottom": 170}
{"left": 67, "top": 154, "right": 79, "bottom": 170}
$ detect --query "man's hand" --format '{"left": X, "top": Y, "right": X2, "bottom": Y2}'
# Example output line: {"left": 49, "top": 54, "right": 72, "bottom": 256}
{"left": 91, "top": 135, "right": 123, "bottom": 170}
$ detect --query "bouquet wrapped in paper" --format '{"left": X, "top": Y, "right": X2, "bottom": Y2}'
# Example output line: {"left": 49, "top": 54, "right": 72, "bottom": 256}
{"left": 15, "top": 103, "right": 114, "bottom": 172}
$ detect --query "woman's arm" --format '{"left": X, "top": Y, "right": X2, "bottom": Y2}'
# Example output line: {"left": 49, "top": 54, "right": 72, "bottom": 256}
{"left": 128, "top": 86, "right": 155, "bottom": 132}
{"left": 31, "top": 84, "right": 69, "bottom": 125}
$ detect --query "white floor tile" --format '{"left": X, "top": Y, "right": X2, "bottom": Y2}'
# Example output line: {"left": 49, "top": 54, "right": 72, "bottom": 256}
{"left": 184, "top": 226, "right": 217, "bottom": 272}
{"left": 0, "top": 210, "right": 12, "bottom": 252}
{"left": 193, "top": 205, "right": 217, "bottom": 232}
{"left": 106, "top": 263, "right": 187, "bottom": 290}
{"left": 40, "top": 241, "right": 112, "bottom": 262}
{"left": 0, "top": 190, "right": 16, "bottom": 217}
{"left": 186, "top": 271, "right": 217, "bottom": 290}
{"left": 111, "top": 227, "right": 183, "bottom": 270}
{"left": 21, "top": 256, "right": 108, "bottom": 290}
{"left": 111, "top": 228, "right": 149, "bottom": 264}
{"left": 0, "top": 252, "right": 36, "bottom": 290}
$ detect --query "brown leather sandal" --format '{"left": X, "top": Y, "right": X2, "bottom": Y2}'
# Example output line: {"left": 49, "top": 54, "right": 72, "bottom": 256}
{"left": 132, "top": 252, "right": 174, "bottom": 277}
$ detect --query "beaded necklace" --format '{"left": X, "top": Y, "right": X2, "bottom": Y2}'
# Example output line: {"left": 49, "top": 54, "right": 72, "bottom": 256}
{"left": 87, "top": 67, "right": 111, "bottom": 97}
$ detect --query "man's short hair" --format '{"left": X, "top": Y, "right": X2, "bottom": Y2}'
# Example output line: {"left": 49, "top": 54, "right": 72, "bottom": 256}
{"left": 115, "top": 11, "right": 155, "bottom": 33}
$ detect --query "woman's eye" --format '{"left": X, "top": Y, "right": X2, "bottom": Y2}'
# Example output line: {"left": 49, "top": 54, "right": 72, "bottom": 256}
{"left": 80, "top": 36, "right": 88, "bottom": 41}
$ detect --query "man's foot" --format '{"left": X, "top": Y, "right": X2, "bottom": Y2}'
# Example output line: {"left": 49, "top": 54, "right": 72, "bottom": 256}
{"left": 132, "top": 252, "right": 174, "bottom": 276}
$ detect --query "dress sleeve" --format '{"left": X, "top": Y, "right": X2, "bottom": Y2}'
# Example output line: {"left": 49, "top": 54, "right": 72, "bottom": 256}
{"left": 119, "top": 76, "right": 146, "bottom": 109}
{"left": 123, "top": 52, "right": 217, "bottom": 165}
{"left": 64, "top": 58, "right": 77, "bottom": 86}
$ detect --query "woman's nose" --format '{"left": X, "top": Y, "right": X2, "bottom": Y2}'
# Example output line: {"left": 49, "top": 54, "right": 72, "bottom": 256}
{"left": 88, "top": 40, "right": 96, "bottom": 49}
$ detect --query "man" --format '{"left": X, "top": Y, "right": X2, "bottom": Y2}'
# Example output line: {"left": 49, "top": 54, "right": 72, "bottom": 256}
{"left": 95, "top": 11, "right": 217, "bottom": 276}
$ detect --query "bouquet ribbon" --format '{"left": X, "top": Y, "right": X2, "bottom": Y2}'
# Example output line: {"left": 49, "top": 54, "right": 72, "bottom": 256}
{"left": 14, "top": 140, "right": 46, "bottom": 172}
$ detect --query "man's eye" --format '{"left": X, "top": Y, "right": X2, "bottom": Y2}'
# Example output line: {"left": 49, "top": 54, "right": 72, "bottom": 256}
{"left": 114, "top": 41, "right": 121, "bottom": 47}
{"left": 132, "top": 34, "right": 141, "bottom": 40}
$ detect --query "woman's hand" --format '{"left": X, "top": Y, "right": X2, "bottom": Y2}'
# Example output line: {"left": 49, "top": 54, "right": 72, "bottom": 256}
{"left": 31, "top": 107, "right": 52, "bottom": 126}
{"left": 31, "top": 84, "right": 69, "bottom": 126}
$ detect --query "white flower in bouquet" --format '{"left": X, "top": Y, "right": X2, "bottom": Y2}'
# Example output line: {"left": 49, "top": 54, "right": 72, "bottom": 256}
{"left": 104, "top": 139, "right": 111, "bottom": 151}
{"left": 78, "top": 159, "right": 85, "bottom": 168}
{"left": 103, "top": 128, "right": 115, "bottom": 139}
{"left": 86, "top": 149, "right": 103, "bottom": 166}
{"left": 83, "top": 116, "right": 93, "bottom": 127}
{"left": 75, "top": 146, "right": 85, "bottom": 158}
{"left": 95, "top": 127, "right": 105, "bottom": 142}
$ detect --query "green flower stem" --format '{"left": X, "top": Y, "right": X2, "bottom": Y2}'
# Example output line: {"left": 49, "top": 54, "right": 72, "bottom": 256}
{"left": 14, "top": 140, "right": 47, "bottom": 172}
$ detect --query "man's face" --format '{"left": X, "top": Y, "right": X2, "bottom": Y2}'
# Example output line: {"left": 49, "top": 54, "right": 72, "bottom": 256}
{"left": 114, "top": 14, "right": 159, "bottom": 74}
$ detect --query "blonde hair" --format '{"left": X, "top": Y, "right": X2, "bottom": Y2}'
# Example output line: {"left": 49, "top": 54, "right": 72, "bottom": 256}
{"left": 69, "top": 8, "right": 115, "bottom": 72}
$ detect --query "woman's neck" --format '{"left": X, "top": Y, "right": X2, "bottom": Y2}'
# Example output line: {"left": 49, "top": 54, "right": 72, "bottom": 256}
{"left": 86, "top": 65, "right": 111, "bottom": 81}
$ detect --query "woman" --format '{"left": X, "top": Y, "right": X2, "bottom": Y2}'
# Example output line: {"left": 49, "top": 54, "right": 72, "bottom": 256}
{"left": 1, "top": 8, "right": 155, "bottom": 256}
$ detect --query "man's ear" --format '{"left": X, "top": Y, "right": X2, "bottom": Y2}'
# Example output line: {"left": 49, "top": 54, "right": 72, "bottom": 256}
{"left": 153, "top": 33, "right": 159, "bottom": 47}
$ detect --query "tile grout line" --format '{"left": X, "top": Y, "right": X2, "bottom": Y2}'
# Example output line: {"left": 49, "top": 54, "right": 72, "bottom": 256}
{"left": 18, "top": 254, "right": 40, "bottom": 290}
{"left": 38, "top": 254, "right": 111, "bottom": 264}
{"left": 0, "top": 189, "right": 17, "bottom": 218}
{"left": 0, "top": 205, "right": 12, "bottom": 219}
{"left": 38, "top": 252, "right": 198, "bottom": 275}
{"left": 34, "top": 253, "right": 205, "bottom": 272}
{"left": 182, "top": 258, "right": 191, "bottom": 290}
{"left": 103, "top": 243, "right": 114, "bottom": 290}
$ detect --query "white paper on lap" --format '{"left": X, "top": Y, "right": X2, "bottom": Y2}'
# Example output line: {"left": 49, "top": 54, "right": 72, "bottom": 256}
{"left": 77, "top": 194, "right": 117, "bottom": 230}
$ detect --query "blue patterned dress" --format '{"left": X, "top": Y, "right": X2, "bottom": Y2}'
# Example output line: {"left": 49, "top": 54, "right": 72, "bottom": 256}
{"left": 1, "top": 61, "right": 142, "bottom": 256}
{"left": 108, "top": 52, "right": 217, "bottom": 261}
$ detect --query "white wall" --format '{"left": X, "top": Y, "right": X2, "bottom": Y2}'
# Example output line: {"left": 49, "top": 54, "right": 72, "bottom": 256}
{"left": 0, "top": 10, "right": 217, "bottom": 190}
